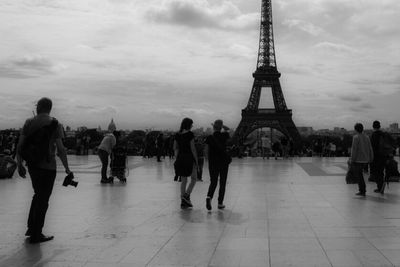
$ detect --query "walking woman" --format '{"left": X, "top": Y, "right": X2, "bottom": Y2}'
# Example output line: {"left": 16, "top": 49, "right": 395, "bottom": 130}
{"left": 174, "top": 118, "right": 198, "bottom": 209}
{"left": 205, "top": 119, "right": 231, "bottom": 210}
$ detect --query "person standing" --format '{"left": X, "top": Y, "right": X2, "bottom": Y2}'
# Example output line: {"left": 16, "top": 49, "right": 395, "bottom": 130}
{"left": 350, "top": 123, "right": 373, "bottom": 196}
{"left": 205, "top": 119, "right": 231, "bottom": 210}
{"left": 174, "top": 118, "right": 198, "bottom": 209}
{"left": 17, "top": 97, "right": 72, "bottom": 243}
{"left": 98, "top": 130, "right": 119, "bottom": 184}
{"left": 261, "top": 136, "right": 271, "bottom": 159}
{"left": 156, "top": 133, "right": 164, "bottom": 162}
{"left": 370, "top": 120, "right": 390, "bottom": 194}
{"left": 0, "top": 149, "right": 17, "bottom": 179}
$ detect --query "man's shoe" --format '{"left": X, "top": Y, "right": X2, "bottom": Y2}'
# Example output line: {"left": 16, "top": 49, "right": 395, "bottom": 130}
{"left": 356, "top": 192, "right": 366, "bottom": 196}
{"left": 100, "top": 178, "right": 113, "bottom": 184}
{"left": 182, "top": 194, "right": 193, "bottom": 208}
{"left": 206, "top": 197, "right": 212, "bottom": 211}
{"left": 218, "top": 203, "right": 225, "bottom": 209}
{"left": 29, "top": 234, "right": 54, "bottom": 244}
{"left": 25, "top": 229, "right": 32, "bottom": 236}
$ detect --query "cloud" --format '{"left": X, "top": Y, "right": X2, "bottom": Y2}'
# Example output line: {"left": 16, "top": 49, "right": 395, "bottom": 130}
{"left": 146, "top": 0, "right": 258, "bottom": 31}
{"left": 314, "top": 42, "right": 356, "bottom": 54}
{"left": 350, "top": 102, "right": 374, "bottom": 112}
{"left": 282, "top": 19, "right": 324, "bottom": 36}
{"left": 338, "top": 94, "right": 362, "bottom": 102}
{"left": 0, "top": 55, "right": 66, "bottom": 79}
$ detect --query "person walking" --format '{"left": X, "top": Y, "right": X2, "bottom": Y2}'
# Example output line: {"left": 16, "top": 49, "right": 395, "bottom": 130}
{"left": 174, "top": 118, "right": 198, "bottom": 209}
{"left": 205, "top": 119, "right": 231, "bottom": 210}
{"left": 17, "top": 97, "right": 72, "bottom": 243}
{"left": 98, "top": 130, "right": 119, "bottom": 184}
{"left": 0, "top": 149, "right": 17, "bottom": 179}
{"left": 350, "top": 123, "right": 373, "bottom": 196}
{"left": 371, "top": 120, "right": 392, "bottom": 194}
{"left": 156, "top": 133, "right": 164, "bottom": 162}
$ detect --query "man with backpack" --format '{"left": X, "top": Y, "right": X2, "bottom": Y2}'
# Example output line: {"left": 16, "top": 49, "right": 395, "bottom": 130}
{"left": 17, "top": 97, "right": 72, "bottom": 244}
{"left": 371, "top": 120, "right": 394, "bottom": 194}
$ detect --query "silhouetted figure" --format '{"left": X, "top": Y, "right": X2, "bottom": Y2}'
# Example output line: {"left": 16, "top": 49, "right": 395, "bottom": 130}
{"left": 98, "top": 130, "right": 119, "bottom": 184}
{"left": 350, "top": 123, "right": 373, "bottom": 197}
{"left": 156, "top": 133, "right": 164, "bottom": 162}
{"left": 205, "top": 120, "right": 231, "bottom": 211}
{"left": 174, "top": 118, "right": 198, "bottom": 209}
{"left": 0, "top": 149, "right": 17, "bottom": 179}
{"left": 371, "top": 120, "right": 393, "bottom": 194}
{"left": 17, "top": 97, "right": 72, "bottom": 244}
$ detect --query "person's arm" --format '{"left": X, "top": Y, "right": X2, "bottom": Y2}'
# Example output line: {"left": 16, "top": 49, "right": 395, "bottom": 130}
{"left": 368, "top": 138, "right": 374, "bottom": 163}
{"left": 56, "top": 138, "right": 71, "bottom": 174}
{"left": 173, "top": 140, "right": 178, "bottom": 158}
{"left": 350, "top": 136, "right": 358, "bottom": 163}
{"left": 16, "top": 135, "right": 26, "bottom": 178}
{"left": 190, "top": 139, "right": 198, "bottom": 165}
{"left": 204, "top": 144, "right": 209, "bottom": 160}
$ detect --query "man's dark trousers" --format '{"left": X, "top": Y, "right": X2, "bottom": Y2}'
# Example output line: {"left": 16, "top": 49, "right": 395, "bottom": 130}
{"left": 207, "top": 163, "right": 229, "bottom": 204}
{"left": 27, "top": 167, "right": 56, "bottom": 237}
{"left": 353, "top": 162, "right": 366, "bottom": 193}
{"left": 372, "top": 158, "right": 386, "bottom": 191}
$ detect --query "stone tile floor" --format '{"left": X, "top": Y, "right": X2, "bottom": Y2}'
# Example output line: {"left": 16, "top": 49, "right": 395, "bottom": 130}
{"left": 1, "top": 156, "right": 400, "bottom": 266}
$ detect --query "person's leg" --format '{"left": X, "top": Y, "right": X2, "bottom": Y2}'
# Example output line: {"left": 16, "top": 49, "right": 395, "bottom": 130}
{"left": 186, "top": 164, "right": 197, "bottom": 195}
{"left": 354, "top": 163, "right": 366, "bottom": 194}
{"left": 218, "top": 165, "right": 229, "bottom": 206}
{"left": 180, "top": 176, "right": 188, "bottom": 198}
{"left": 27, "top": 168, "right": 56, "bottom": 239}
{"left": 197, "top": 157, "right": 204, "bottom": 180}
{"left": 207, "top": 164, "right": 219, "bottom": 200}
{"left": 375, "top": 159, "right": 386, "bottom": 192}
{"left": 27, "top": 167, "right": 40, "bottom": 236}
{"left": 98, "top": 150, "right": 109, "bottom": 181}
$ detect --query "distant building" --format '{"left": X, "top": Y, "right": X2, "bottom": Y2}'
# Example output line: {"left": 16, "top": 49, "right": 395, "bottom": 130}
{"left": 77, "top": 126, "right": 88, "bottom": 132}
{"left": 108, "top": 118, "right": 116, "bottom": 132}
{"left": 389, "top": 123, "right": 399, "bottom": 133}
{"left": 297, "top": 127, "right": 313, "bottom": 136}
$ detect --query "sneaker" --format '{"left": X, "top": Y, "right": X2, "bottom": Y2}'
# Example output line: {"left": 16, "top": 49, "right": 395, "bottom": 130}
{"left": 29, "top": 234, "right": 54, "bottom": 244}
{"left": 181, "top": 199, "right": 188, "bottom": 209}
{"left": 206, "top": 197, "right": 212, "bottom": 211}
{"left": 25, "top": 229, "right": 32, "bottom": 237}
{"left": 100, "top": 178, "right": 112, "bottom": 184}
{"left": 182, "top": 193, "right": 193, "bottom": 208}
{"left": 218, "top": 203, "right": 225, "bottom": 209}
{"left": 355, "top": 192, "right": 366, "bottom": 196}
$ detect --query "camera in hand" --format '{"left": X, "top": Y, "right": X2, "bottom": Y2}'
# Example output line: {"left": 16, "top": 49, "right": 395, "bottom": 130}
{"left": 63, "top": 172, "right": 78, "bottom": 187}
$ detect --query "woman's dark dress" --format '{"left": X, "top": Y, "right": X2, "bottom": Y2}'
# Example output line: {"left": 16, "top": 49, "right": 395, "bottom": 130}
{"left": 174, "top": 131, "right": 195, "bottom": 177}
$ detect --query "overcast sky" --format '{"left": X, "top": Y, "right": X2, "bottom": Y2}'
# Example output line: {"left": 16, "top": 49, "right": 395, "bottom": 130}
{"left": 0, "top": 0, "right": 399, "bottom": 131}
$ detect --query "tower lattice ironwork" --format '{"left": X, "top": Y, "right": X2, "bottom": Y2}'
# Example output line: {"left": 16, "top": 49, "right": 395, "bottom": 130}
{"left": 232, "top": 0, "right": 301, "bottom": 146}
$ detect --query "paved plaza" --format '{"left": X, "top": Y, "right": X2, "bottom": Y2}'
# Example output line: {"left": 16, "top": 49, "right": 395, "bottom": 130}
{"left": 2, "top": 156, "right": 400, "bottom": 266}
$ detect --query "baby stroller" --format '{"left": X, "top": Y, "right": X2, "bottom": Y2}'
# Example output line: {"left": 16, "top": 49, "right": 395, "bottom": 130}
{"left": 109, "top": 145, "right": 128, "bottom": 183}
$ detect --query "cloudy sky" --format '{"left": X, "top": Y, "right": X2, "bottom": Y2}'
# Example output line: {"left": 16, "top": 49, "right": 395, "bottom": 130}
{"left": 0, "top": 0, "right": 399, "bottom": 131}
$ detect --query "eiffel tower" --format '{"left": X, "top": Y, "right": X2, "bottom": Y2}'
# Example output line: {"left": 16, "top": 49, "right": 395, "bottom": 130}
{"left": 232, "top": 0, "right": 301, "bottom": 146}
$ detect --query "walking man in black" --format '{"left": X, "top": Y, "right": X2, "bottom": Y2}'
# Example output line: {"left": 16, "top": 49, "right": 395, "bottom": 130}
{"left": 205, "top": 119, "right": 231, "bottom": 210}
{"left": 17, "top": 97, "right": 72, "bottom": 243}
{"left": 371, "top": 120, "right": 388, "bottom": 194}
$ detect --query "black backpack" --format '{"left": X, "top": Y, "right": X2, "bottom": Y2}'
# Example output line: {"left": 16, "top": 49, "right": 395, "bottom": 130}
{"left": 379, "top": 132, "right": 395, "bottom": 157}
{"left": 21, "top": 119, "right": 59, "bottom": 166}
